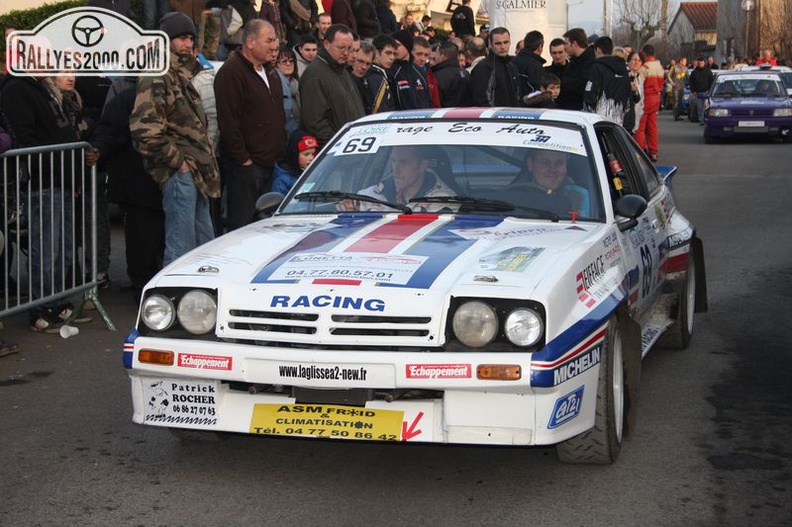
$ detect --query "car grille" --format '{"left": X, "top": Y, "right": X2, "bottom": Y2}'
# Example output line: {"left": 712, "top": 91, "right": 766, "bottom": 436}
{"left": 731, "top": 108, "right": 775, "bottom": 117}
{"left": 226, "top": 309, "right": 433, "bottom": 339}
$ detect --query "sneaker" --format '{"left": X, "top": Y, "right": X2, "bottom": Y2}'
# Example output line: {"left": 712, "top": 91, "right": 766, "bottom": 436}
{"left": 0, "top": 339, "right": 20, "bottom": 357}
{"left": 58, "top": 307, "right": 93, "bottom": 324}
{"left": 97, "top": 273, "right": 111, "bottom": 290}
{"left": 30, "top": 312, "right": 64, "bottom": 333}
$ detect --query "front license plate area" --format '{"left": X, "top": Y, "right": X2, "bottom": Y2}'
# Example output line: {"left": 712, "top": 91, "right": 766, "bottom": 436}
{"left": 249, "top": 403, "right": 403, "bottom": 441}
{"left": 738, "top": 120, "right": 765, "bottom": 127}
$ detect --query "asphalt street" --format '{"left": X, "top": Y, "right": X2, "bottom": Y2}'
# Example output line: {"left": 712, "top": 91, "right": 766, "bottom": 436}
{"left": 0, "top": 111, "right": 790, "bottom": 526}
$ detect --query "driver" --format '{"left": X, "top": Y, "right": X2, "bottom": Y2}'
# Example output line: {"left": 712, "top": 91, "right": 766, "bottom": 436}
{"left": 339, "top": 145, "right": 455, "bottom": 212}
{"left": 516, "top": 149, "right": 591, "bottom": 217}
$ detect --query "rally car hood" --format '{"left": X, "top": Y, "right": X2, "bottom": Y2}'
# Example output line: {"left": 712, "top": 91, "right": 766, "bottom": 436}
{"left": 153, "top": 213, "right": 602, "bottom": 293}
{"left": 148, "top": 214, "right": 607, "bottom": 347}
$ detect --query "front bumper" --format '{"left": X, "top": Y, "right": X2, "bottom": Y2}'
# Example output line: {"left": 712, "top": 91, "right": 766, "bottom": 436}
{"left": 705, "top": 116, "right": 792, "bottom": 137}
{"left": 127, "top": 334, "right": 604, "bottom": 446}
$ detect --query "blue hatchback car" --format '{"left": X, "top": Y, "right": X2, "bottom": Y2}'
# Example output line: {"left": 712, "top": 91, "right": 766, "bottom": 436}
{"left": 703, "top": 71, "right": 792, "bottom": 143}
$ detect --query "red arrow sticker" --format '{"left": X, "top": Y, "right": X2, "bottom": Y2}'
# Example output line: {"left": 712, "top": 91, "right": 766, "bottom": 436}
{"left": 401, "top": 411, "right": 424, "bottom": 441}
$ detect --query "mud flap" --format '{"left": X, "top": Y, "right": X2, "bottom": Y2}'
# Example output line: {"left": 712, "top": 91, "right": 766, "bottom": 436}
{"left": 617, "top": 306, "right": 642, "bottom": 440}
{"left": 692, "top": 236, "right": 708, "bottom": 312}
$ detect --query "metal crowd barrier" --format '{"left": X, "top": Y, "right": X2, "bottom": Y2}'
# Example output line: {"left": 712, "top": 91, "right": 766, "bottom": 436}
{"left": 0, "top": 141, "right": 115, "bottom": 330}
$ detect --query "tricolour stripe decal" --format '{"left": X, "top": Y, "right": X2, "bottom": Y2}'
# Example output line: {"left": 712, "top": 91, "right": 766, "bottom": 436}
{"left": 251, "top": 215, "right": 382, "bottom": 284}
{"left": 123, "top": 329, "right": 139, "bottom": 369}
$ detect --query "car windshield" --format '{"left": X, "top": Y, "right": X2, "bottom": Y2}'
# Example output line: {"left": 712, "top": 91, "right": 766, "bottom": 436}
{"left": 279, "top": 120, "right": 604, "bottom": 222}
{"left": 712, "top": 74, "right": 785, "bottom": 97}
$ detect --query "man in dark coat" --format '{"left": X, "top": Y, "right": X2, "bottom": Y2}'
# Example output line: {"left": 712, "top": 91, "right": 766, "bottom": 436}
{"left": 513, "top": 30, "right": 546, "bottom": 95}
{"left": 583, "top": 36, "right": 631, "bottom": 126}
{"left": 557, "top": 27, "right": 595, "bottom": 110}
{"left": 300, "top": 24, "right": 365, "bottom": 144}
{"left": 90, "top": 78, "right": 164, "bottom": 301}
{"left": 469, "top": 27, "right": 521, "bottom": 106}
{"left": 430, "top": 40, "right": 472, "bottom": 107}
{"left": 389, "top": 30, "right": 432, "bottom": 110}
{"left": 352, "top": 0, "right": 380, "bottom": 39}
{"left": 376, "top": 0, "right": 399, "bottom": 34}
{"left": 450, "top": 0, "right": 475, "bottom": 40}
{"left": 364, "top": 34, "right": 398, "bottom": 113}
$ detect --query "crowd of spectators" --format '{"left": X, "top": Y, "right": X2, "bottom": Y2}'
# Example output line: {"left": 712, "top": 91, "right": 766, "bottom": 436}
{"left": 0, "top": 1, "right": 789, "bottom": 340}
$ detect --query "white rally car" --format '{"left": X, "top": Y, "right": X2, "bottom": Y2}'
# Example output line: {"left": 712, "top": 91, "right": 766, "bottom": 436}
{"left": 125, "top": 108, "right": 707, "bottom": 464}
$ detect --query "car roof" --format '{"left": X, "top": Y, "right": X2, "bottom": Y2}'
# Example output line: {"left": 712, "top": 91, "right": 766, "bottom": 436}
{"left": 715, "top": 70, "right": 783, "bottom": 79}
{"left": 352, "top": 108, "right": 607, "bottom": 127}
{"left": 742, "top": 65, "right": 792, "bottom": 72}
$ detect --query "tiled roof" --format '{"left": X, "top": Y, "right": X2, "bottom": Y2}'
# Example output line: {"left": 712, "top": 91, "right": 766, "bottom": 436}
{"left": 677, "top": 2, "right": 718, "bottom": 30}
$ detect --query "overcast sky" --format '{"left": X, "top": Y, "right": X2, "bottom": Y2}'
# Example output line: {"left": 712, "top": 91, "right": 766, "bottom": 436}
{"left": 569, "top": 0, "right": 607, "bottom": 35}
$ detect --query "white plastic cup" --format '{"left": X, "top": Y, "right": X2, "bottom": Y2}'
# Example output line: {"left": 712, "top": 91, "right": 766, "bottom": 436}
{"left": 60, "top": 325, "right": 79, "bottom": 339}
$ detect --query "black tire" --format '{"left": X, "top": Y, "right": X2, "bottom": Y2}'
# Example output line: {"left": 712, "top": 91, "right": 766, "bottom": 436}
{"left": 556, "top": 317, "right": 625, "bottom": 464}
{"left": 169, "top": 428, "right": 226, "bottom": 442}
{"left": 659, "top": 251, "right": 696, "bottom": 349}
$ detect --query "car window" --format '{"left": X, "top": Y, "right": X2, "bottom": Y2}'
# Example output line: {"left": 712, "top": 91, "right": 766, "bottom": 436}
{"left": 282, "top": 120, "right": 605, "bottom": 222}
{"left": 712, "top": 74, "right": 784, "bottom": 97}
{"left": 595, "top": 125, "right": 637, "bottom": 200}
{"left": 614, "top": 126, "right": 661, "bottom": 197}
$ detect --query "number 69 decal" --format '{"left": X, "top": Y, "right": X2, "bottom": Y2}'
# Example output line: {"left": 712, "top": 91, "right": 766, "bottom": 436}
{"left": 339, "top": 137, "right": 380, "bottom": 155}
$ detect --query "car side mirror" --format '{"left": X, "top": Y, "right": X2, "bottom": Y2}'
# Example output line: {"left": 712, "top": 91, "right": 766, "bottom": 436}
{"left": 655, "top": 165, "right": 678, "bottom": 184}
{"left": 614, "top": 194, "right": 648, "bottom": 232}
{"left": 255, "top": 191, "right": 285, "bottom": 219}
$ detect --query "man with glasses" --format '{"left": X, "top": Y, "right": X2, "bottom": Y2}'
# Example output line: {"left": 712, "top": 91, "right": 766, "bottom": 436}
{"left": 364, "top": 34, "right": 398, "bottom": 113}
{"left": 300, "top": 24, "right": 365, "bottom": 145}
{"left": 350, "top": 42, "right": 376, "bottom": 112}
{"left": 214, "top": 19, "right": 286, "bottom": 230}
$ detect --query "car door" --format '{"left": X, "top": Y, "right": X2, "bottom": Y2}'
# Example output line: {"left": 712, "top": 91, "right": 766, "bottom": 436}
{"left": 595, "top": 124, "right": 666, "bottom": 326}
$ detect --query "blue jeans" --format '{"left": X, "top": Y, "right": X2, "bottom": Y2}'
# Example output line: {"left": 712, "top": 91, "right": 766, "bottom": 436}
{"left": 143, "top": 0, "right": 171, "bottom": 30}
{"left": 26, "top": 188, "right": 73, "bottom": 316}
{"left": 162, "top": 170, "right": 215, "bottom": 266}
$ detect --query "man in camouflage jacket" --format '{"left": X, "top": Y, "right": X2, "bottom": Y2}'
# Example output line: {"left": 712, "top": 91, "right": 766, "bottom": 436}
{"left": 130, "top": 12, "right": 220, "bottom": 266}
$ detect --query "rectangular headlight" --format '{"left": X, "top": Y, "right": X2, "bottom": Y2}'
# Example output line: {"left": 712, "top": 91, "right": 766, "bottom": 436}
{"left": 773, "top": 108, "right": 792, "bottom": 117}
{"left": 709, "top": 108, "right": 730, "bottom": 117}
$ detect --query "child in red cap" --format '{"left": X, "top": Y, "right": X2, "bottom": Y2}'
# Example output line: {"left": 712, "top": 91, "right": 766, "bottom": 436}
{"left": 271, "top": 131, "right": 318, "bottom": 194}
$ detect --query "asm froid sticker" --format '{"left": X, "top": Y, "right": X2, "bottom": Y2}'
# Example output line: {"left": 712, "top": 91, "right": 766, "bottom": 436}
{"left": 142, "top": 379, "right": 219, "bottom": 426}
{"left": 548, "top": 386, "right": 584, "bottom": 429}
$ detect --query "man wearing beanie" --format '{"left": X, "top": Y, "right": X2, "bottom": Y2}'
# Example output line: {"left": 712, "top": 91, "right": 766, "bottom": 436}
{"left": 300, "top": 24, "right": 365, "bottom": 145}
{"left": 390, "top": 29, "right": 432, "bottom": 110}
{"left": 470, "top": 26, "right": 522, "bottom": 106}
{"left": 130, "top": 11, "right": 220, "bottom": 266}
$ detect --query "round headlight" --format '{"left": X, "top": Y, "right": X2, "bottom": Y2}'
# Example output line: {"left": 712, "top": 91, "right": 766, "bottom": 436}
{"left": 452, "top": 301, "right": 498, "bottom": 348}
{"left": 141, "top": 294, "right": 175, "bottom": 331}
{"left": 177, "top": 290, "right": 217, "bottom": 335}
{"left": 504, "top": 308, "right": 543, "bottom": 347}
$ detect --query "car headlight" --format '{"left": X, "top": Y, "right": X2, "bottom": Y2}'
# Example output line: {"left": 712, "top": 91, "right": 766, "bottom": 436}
{"left": 773, "top": 108, "right": 792, "bottom": 117}
{"left": 708, "top": 108, "right": 729, "bottom": 117}
{"left": 504, "top": 308, "right": 543, "bottom": 347}
{"left": 452, "top": 301, "right": 498, "bottom": 348}
{"left": 141, "top": 294, "right": 175, "bottom": 331}
{"left": 177, "top": 290, "right": 217, "bottom": 335}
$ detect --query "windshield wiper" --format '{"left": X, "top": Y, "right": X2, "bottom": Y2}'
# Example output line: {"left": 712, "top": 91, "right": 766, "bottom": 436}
{"left": 410, "top": 195, "right": 560, "bottom": 222}
{"left": 294, "top": 191, "right": 412, "bottom": 214}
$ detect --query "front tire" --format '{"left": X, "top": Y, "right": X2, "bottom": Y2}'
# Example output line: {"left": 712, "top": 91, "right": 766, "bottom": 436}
{"left": 556, "top": 317, "right": 624, "bottom": 464}
{"left": 659, "top": 251, "right": 696, "bottom": 349}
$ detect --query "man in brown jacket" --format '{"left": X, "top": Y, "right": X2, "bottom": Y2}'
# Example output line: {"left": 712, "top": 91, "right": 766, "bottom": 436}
{"left": 214, "top": 19, "right": 286, "bottom": 230}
